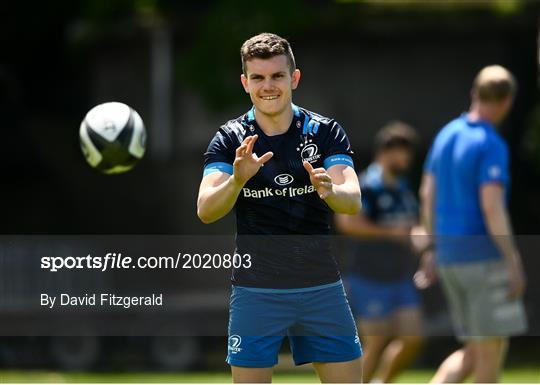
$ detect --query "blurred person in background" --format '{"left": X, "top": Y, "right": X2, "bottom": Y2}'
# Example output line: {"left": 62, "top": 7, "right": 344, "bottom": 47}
{"left": 336, "top": 122, "right": 423, "bottom": 383}
{"left": 418, "top": 65, "right": 527, "bottom": 383}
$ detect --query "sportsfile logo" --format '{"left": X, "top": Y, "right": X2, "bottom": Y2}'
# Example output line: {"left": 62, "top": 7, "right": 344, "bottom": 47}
{"left": 243, "top": 185, "right": 316, "bottom": 198}
{"left": 228, "top": 335, "right": 242, "bottom": 354}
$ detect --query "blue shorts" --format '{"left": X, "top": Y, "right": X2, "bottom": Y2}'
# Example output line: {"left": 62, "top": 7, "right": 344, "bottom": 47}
{"left": 345, "top": 275, "right": 420, "bottom": 319}
{"left": 227, "top": 280, "right": 362, "bottom": 368}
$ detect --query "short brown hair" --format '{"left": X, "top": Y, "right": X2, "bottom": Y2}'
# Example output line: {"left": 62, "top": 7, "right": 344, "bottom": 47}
{"left": 472, "top": 65, "right": 517, "bottom": 102}
{"left": 240, "top": 33, "right": 296, "bottom": 75}
{"left": 375, "top": 121, "right": 419, "bottom": 153}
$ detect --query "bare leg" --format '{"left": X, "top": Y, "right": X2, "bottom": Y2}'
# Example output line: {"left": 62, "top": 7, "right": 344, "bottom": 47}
{"left": 313, "top": 357, "right": 363, "bottom": 383}
{"left": 377, "top": 337, "right": 422, "bottom": 383}
{"left": 231, "top": 366, "right": 273, "bottom": 383}
{"left": 358, "top": 318, "right": 392, "bottom": 382}
{"left": 377, "top": 307, "right": 423, "bottom": 382}
{"left": 430, "top": 345, "right": 474, "bottom": 383}
{"left": 472, "top": 338, "right": 508, "bottom": 383}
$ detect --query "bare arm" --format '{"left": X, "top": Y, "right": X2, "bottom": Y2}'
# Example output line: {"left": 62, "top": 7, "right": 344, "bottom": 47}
{"left": 415, "top": 172, "right": 437, "bottom": 289}
{"left": 481, "top": 184, "right": 517, "bottom": 255}
{"left": 480, "top": 183, "right": 526, "bottom": 299}
{"left": 197, "top": 135, "right": 273, "bottom": 224}
{"left": 197, "top": 172, "right": 244, "bottom": 224}
{"left": 335, "top": 213, "right": 409, "bottom": 238}
{"left": 419, "top": 172, "right": 435, "bottom": 234}
{"left": 304, "top": 162, "right": 361, "bottom": 215}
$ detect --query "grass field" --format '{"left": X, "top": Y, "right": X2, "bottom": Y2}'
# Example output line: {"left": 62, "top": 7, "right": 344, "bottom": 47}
{"left": 1, "top": 368, "right": 539, "bottom": 383}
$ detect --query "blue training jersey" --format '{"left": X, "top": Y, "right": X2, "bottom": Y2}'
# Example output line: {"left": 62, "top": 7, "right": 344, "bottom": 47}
{"left": 203, "top": 104, "right": 355, "bottom": 288}
{"left": 424, "top": 113, "right": 510, "bottom": 264}
{"left": 349, "top": 163, "right": 418, "bottom": 281}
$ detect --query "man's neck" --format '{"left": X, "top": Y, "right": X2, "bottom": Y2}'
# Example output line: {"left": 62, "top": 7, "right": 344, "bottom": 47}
{"left": 254, "top": 106, "right": 294, "bottom": 136}
{"left": 468, "top": 104, "right": 498, "bottom": 126}
{"left": 375, "top": 159, "right": 398, "bottom": 185}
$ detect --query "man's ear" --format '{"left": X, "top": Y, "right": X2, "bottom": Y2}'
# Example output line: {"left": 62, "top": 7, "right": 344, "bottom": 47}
{"left": 291, "top": 69, "right": 301, "bottom": 90}
{"left": 502, "top": 95, "right": 514, "bottom": 108}
{"left": 240, "top": 74, "right": 250, "bottom": 94}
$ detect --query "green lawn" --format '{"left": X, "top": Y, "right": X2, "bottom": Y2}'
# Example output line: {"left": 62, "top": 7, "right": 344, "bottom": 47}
{"left": 1, "top": 369, "right": 538, "bottom": 383}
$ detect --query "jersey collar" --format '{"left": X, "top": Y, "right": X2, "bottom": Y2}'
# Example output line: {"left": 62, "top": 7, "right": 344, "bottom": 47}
{"left": 245, "top": 104, "right": 304, "bottom": 136}
{"left": 461, "top": 112, "right": 497, "bottom": 133}
{"left": 246, "top": 104, "right": 301, "bottom": 122}
{"left": 367, "top": 162, "right": 407, "bottom": 190}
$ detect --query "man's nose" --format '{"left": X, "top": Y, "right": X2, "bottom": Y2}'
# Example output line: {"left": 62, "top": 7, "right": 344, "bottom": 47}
{"left": 261, "top": 78, "right": 276, "bottom": 90}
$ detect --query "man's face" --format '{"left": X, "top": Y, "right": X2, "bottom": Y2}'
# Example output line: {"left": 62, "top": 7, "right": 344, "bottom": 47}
{"left": 472, "top": 93, "right": 514, "bottom": 126}
{"left": 240, "top": 55, "right": 300, "bottom": 117}
{"left": 385, "top": 147, "right": 414, "bottom": 176}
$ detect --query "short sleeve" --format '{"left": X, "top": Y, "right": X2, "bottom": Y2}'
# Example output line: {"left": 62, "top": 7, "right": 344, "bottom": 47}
{"left": 203, "top": 128, "right": 235, "bottom": 176}
{"left": 322, "top": 121, "right": 355, "bottom": 170}
{"left": 360, "top": 187, "right": 375, "bottom": 219}
{"left": 478, "top": 138, "right": 509, "bottom": 186}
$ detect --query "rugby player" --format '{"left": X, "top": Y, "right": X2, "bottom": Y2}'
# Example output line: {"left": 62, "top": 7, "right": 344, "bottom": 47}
{"left": 336, "top": 122, "right": 422, "bottom": 383}
{"left": 197, "top": 33, "right": 363, "bottom": 383}
{"left": 419, "top": 65, "right": 527, "bottom": 383}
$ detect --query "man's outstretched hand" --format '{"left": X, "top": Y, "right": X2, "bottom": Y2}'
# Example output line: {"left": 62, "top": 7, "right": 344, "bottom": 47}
{"left": 303, "top": 161, "right": 333, "bottom": 199}
{"left": 233, "top": 135, "right": 273, "bottom": 186}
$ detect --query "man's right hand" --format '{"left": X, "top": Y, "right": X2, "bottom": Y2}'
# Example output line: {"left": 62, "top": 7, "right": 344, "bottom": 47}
{"left": 233, "top": 135, "right": 274, "bottom": 186}
{"left": 414, "top": 250, "right": 437, "bottom": 290}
